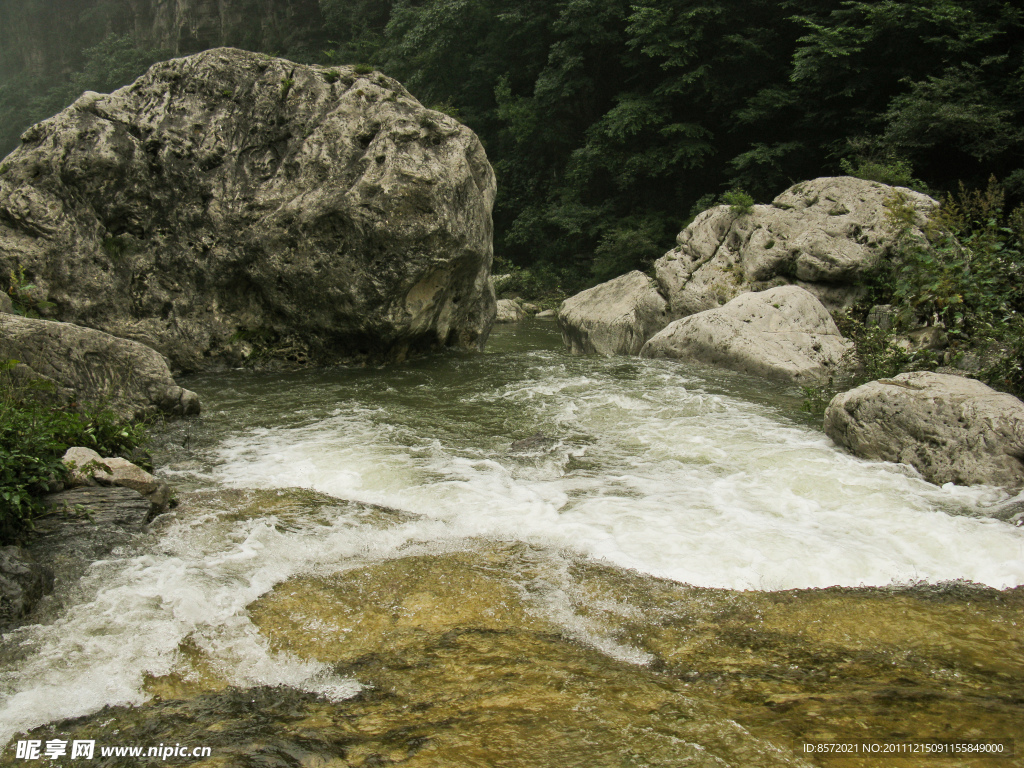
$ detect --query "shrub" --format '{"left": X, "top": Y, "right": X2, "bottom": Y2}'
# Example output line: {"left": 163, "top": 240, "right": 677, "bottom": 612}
{"left": 722, "top": 188, "right": 755, "bottom": 215}
{"left": 0, "top": 363, "right": 148, "bottom": 544}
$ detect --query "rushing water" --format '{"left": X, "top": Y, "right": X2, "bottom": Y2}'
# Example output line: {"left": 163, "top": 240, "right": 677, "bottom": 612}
{"left": 1, "top": 320, "right": 1022, "bottom": 766}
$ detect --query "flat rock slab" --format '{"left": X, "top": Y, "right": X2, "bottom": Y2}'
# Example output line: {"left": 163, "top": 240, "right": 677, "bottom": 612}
{"left": 37, "top": 486, "right": 158, "bottom": 535}
{"left": 558, "top": 271, "right": 670, "bottom": 355}
{"left": 824, "top": 371, "right": 1024, "bottom": 488}
{"left": 640, "top": 285, "right": 851, "bottom": 385}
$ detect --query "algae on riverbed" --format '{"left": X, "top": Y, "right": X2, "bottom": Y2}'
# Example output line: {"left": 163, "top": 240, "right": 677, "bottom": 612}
{"left": 10, "top": 508, "right": 1018, "bottom": 768}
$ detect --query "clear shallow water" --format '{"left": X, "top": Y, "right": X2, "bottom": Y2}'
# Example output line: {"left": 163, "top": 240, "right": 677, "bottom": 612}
{"left": 1, "top": 321, "right": 1022, "bottom": 755}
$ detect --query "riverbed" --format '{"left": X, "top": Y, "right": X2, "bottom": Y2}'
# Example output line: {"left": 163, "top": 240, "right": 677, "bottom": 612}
{"left": 1, "top": 320, "right": 1022, "bottom": 767}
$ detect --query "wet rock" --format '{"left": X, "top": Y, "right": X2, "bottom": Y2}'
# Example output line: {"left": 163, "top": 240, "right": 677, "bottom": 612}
{"left": 37, "top": 486, "right": 161, "bottom": 533}
{"left": 640, "top": 285, "right": 852, "bottom": 385}
{"left": 824, "top": 371, "right": 1024, "bottom": 488}
{"left": 0, "top": 546, "right": 53, "bottom": 628}
{"left": 0, "top": 314, "right": 200, "bottom": 420}
{"left": 655, "top": 177, "right": 938, "bottom": 318}
{"left": 509, "top": 432, "right": 557, "bottom": 452}
{"left": 62, "top": 447, "right": 173, "bottom": 512}
{"left": 494, "top": 299, "right": 527, "bottom": 323}
{"left": 0, "top": 48, "right": 496, "bottom": 371}
{"left": 558, "top": 271, "right": 670, "bottom": 355}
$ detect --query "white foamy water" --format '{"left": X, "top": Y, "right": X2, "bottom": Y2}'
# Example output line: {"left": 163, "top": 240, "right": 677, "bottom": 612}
{"left": 200, "top": 358, "right": 1024, "bottom": 592}
{"left": 2, "top": 325, "right": 1022, "bottom": 743}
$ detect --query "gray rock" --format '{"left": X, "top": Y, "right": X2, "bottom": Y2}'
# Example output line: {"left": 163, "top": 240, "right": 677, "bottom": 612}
{"left": 0, "top": 313, "right": 200, "bottom": 420}
{"left": 0, "top": 48, "right": 496, "bottom": 371}
{"left": 495, "top": 299, "right": 528, "bottom": 323}
{"left": 535, "top": 309, "right": 556, "bottom": 319}
{"left": 824, "top": 371, "right": 1024, "bottom": 488}
{"left": 558, "top": 271, "right": 670, "bottom": 355}
{"left": 39, "top": 486, "right": 161, "bottom": 533}
{"left": 0, "top": 546, "right": 54, "bottom": 628}
{"left": 655, "top": 177, "right": 938, "bottom": 318}
{"left": 0, "top": 291, "right": 12, "bottom": 314}
{"left": 62, "top": 447, "right": 173, "bottom": 512}
{"left": 866, "top": 304, "right": 898, "bottom": 332}
{"left": 640, "top": 285, "right": 852, "bottom": 385}
{"left": 893, "top": 326, "right": 948, "bottom": 354}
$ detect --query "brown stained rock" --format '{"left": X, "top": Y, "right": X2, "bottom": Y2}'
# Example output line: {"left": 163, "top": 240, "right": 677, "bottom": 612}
{"left": 824, "top": 371, "right": 1024, "bottom": 488}
{"left": 0, "top": 48, "right": 496, "bottom": 371}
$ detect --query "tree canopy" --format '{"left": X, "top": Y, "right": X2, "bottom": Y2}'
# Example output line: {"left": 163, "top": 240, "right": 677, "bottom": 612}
{"left": 1, "top": 0, "right": 1022, "bottom": 289}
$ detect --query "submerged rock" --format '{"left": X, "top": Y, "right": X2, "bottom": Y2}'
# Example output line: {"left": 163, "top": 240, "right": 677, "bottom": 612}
{"left": 558, "top": 270, "right": 670, "bottom": 355}
{"left": 824, "top": 371, "right": 1024, "bottom": 488}
{"left": 0, "top": 314, "right": 200, "bottom": 419}
{"left": 640, "top": 285, "right": 851, "bottom": 385}
{"left": 0, "top": 48, "right": 496, "bottom": 371}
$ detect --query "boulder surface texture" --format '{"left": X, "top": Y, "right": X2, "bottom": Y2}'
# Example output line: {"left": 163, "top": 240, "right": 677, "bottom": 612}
{"left": 0, "top": 313, "right": 199, "bottom": 419}
{"left": 558, "top": 271, "right": 670, "bottom": 355}
{"left": 0, "top": 48, "right": 497, "bottom": 371}
{"left": 558, "top": 177, "right": 936, "bottom": 357}
{"left": 494, "top": 299, "right": 527, "bottom": 323}
{"left": 824, "top": 371, "right": 1024, "bottom": 488}
{"left": 655, "top": 177, "right": 937, "bottom": 318}
{"left": 640, "top": 285, "right": 851, "bottom": 385}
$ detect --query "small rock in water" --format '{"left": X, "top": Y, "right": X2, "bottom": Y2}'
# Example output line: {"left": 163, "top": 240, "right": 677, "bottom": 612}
{"left": 510, "top": 432, "right": 557, "bottom": 452}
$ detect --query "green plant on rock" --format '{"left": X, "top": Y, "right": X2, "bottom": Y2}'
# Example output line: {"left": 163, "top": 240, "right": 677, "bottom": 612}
{"left": 722, "top": 189, "right": 755, "bottom": 216}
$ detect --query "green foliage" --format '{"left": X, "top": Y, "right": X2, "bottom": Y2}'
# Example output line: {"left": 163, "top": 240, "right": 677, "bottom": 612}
{"left": 885, "top": 179, "right": 1024, "bottom": 338}
{"left": 840, "top": 156, "right": 923, "bottom": 191}
{"left": 280, "top": 77, "right": 294, "bottom": 99}
{"left": 2, "top": 0, "right": 1024, "bottom": 289}
{"left": 722, "top": 189, "right": 755, "bottom": 216}
{"left": 6, "top": 264, "right": 56, "bottom": 318}
{"left": 0, "top": 365, "right": 148, "bottom": 544}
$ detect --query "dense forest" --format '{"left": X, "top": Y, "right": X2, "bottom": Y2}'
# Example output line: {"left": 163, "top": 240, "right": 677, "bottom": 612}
{"left": 1, "top": 0, "right": 1023, "bottom": 289}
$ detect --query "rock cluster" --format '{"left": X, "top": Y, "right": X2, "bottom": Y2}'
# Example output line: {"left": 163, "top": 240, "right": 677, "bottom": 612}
{"left": 0, "top": 47, "right": 496, "bottom": 371}
{"left": 558, "top": 177, "right": 936, "bottom": 358}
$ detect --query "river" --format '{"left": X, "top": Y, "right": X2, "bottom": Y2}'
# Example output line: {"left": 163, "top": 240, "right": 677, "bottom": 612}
{"left": 1, "top": 320, "right": 1022, "bottom": 767}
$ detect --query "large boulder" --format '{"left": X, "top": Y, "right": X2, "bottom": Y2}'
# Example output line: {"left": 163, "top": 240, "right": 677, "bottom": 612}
{"left": 0, "top": 48, "right": 496, "bottom": 371}
{"left": 0, "top": 313, "right": 200, "bottom": 419}
{"left": 824, "top": 372, "right": 1024, "bottom": 488}
{"left": 558, "top": 271, "right": 670, "bottom": 355}
{"left": 639, "top": 285, "right": 852, "bottom": 385}
{"left": 655, "top": 177, "right": 937, "bottom": 318}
